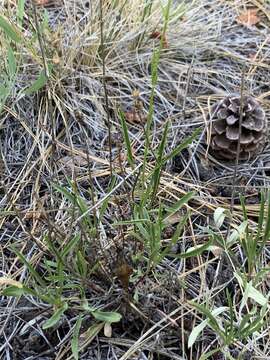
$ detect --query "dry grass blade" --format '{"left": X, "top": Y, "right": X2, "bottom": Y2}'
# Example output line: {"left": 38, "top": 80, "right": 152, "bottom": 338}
{"left": 1, "top": 0, "right": 270, "bottom": 359}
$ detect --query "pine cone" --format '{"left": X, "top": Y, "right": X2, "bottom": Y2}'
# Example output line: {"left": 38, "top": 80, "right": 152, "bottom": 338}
{"left": 207, "top": 96, "right": 267, "bottom": 160}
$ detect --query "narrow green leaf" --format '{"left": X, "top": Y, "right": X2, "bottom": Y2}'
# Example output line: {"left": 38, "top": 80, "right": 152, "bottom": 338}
{"left": 263, "top": 191, "right": 270, "bottom": 242}
{"left": 99, "top": 176, "right": 117, "bottom": 221}
{"left": 119, "top": 109, "right": 134, "bottom": 168}
{"left": 2, "top": 285, "right": 35, "bottom": 297}
{"left": 177, "top": 238, "right": 213, "bottom": 259}
{"left": 24, "top": 70, "right": 48, "bottom": 95}
{"left": 71, "top": 314, "right": 83, "bottom": 360}
{"left": 160, "top": 0, "right": 171, "bottom": 49}
{"left": 76, "top": 194, "right": 88, "bottom": 214}
{"left": 151, "top": 121, "right": 169, "bottom": 201}
{"left": 113, "top": 219, "right": 150, "bottom": 226}
{"left": 76, "top": 250, "right": 88, "bottom": 277}
{"left": 61, "top": 234, "right": 81, "bottom": 259}
{"left": 42, "top": 302, "right": 68, "bottom": 329}
{"left": 0, "top": 85, "right": 9, "bottom": 99}
{"left": 240, "top": 194, "right": 248, "bottom": 221}
{"left": 8, "top": 46, "right": 16, "bottom": 76}
{"left": 170, "top": 212, "right": 189, "bottom": 245}
{"left": 91, "top": 310, "right": 122, "bottom": 323}
{"left": 2, "top": 286, "right": 25, "bottom": 297}
{"left": 157, "top": 121, "right": 169, "bottom": 164}
{"left": 256, "top": 191, "right": 265, "bottom": 243}
{"left": 169, "top": 1, "right": 189, "bottom": 23}
{"left": 188, "top": 305, "right": 227, "bottom": 348}
{"left": 53, "top": 183, "right": 76, "bottom": 204}
{"left": 164, "top": 191, "right": 194, "bottom": 216}
{"left": 163, "top": 127, "right": 200, "bottom": 163}
{"left": 43, "top": 234, "right": 64, "bottom": 267}
{"left": 238, "top": 310, "right": 256, "bottom": 334}
{"left": 159, "top": 212, "right": 189, "bottom": 261}
{"left": 0, "top": 15, "right": 22, "bottom": 43}
{"left": 17, "top": 0, "right": 25, "bottom": 26}
{"left": 11, "top": 246, "right": 47, "bottom": 287}
{"left": 199, "top": 348, "right": 222, "bottom": 360}
{"left": 242, "top": 282, "right": 268, "bottom": 307}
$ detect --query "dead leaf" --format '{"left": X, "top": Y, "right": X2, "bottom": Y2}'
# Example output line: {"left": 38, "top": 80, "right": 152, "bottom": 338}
{"left": 59, "top": 155, "right": 89, "bottom": 173}
{"left": 115, "top": 262, "right": 133, "bottom": 290}
{"left": 78, "top": 323, "right": 104, "bottom": 348}
{"left": 210, "top": 246, "right": 223, "bottom": 258}
{"left": 124, "top": 111, "right": 147, "bottom": 125}
{"left": 0, "top": 277, "right": 23, "bottom": 288}
{"left": 23, "top": 209, "right": 45, "bottom": 221}
{"left": 150, "top": 31, "right": 162, "bottom": 39}
{"left": 34, "top": 0, "right": 50, "bottom": 5}
{"left": 52, "top": 53, "right": 60, "bottom": 65}
{"left": 149, "top": 31, "right": 169, "bottom": 48}
{"left": 163, "top": 212, "right": 182, "bottom": 226}
{"left": 237, "top": 8, "right": 260, "bottom": 27}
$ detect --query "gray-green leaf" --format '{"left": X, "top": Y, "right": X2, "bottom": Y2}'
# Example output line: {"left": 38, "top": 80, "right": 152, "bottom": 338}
{"left": 42, "top": 302, "right": 68, "bottom": 330}
{"left": 91, "top": 310, "right": 122, "bottom": 323}
{"left": 0, "top": 15, "right": 22, "bottom": 43}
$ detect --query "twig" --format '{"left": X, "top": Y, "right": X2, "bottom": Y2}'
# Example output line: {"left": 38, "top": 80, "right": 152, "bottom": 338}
{"left": 31, "top": 1, "right": 49, "bottom": 78}
{"left": 226, "top": 67, "right": 246, "bottom": 237}
{"left": 99, "top": 0, "right": 113, "bottom": 177}
{"left": 213, "top": 69, "right": 246, "bottom": 289}
{"left": 182, "top": 54, "right": 194, "bottom": 121}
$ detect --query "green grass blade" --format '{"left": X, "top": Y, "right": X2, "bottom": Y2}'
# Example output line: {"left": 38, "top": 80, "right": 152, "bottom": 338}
{"left": 164, "top": 191, "right": 195, "bottom": 216}
{"left": 7, "top": 46, "right": 16, "bottom": 76}
{"left": 43, "top": 302, "right": 68, "bottom": 329}
{"left": 188, "top": 303, "right": 227, "bottom": 346}
{"left": 151, "top": 121, "right": 169, "bottom": 201}
{"left": 256, "top": 191, "right": 265, "bottom": 242}
{"left": 61, "top": 234, "right": 81, "bottom": 259}
{"left": 176, "top": 238, "right": 213, "bottom": 259}
{"left": 24, "top": 69, "right": 48, "bottom": 95}
{"left": 163, "top": 127, "right": 201, "bottom": 163}
{"left": 199, "top": 348, "right": 222, "bottom": 360}
{"left": 11, "top": 246, "right": 47, "bottom": 287}
{"left": 119, "top": 109, "right": 134, "bottom": 168}
{"left": 159, "top": 212, "right": 189, "bottom": 261}
{"left": 0, "top": 15, "right": 22, "bottom": 43}
{"left": 71, "top": 314, "right": 83, "bottom": 360}
{"left": 142, "top": 48, "right": 160, "bottom": 183}
{"left": 53, "top": 183, "right": 76, "bottom": 205}
{"left": 263, "top": 191, "right": 270, "bottom": 242}
{"left": 17, "top": 0, "right": 25, "bottom": 26}
{"left": 2, "top": 285, "right": 36, "bottom": 297}
{"left": 99, "top": 175, "right": 117, "bottom": 221}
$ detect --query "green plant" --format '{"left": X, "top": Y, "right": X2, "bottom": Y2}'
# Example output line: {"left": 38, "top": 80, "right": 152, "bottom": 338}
{"left": 0, "top": 14, "right": 21, "bottom": 114}
{"left": 2, "top": 182, "right": 121, "bottom": 359}
{"left": 186, "top": 192, "right": 270, "bottom": 359}
{"left": 239, "top": 192, "right": 270, "bottom": 277}
{"left": 188, "top": 288, "right": 268, "bottom": 360}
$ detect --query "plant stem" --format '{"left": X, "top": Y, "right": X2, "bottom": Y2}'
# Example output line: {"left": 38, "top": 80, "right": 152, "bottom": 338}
{"left": 99, "top": 0, "right": 113, "bottom": 177}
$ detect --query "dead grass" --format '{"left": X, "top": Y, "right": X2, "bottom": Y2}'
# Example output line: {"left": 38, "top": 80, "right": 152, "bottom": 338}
{"left": 1, "top": 0, "right": 270, "bottom": 359}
